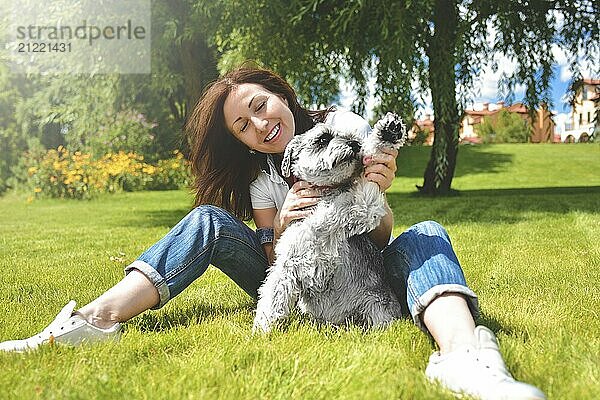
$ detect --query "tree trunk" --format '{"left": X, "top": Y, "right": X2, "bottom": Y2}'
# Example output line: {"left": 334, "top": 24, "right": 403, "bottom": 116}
{"left": 418, "top": 0, "right": 460, "bottom": 195}
{"left": 165, "top": 0, "right": 218, "bottom": 125}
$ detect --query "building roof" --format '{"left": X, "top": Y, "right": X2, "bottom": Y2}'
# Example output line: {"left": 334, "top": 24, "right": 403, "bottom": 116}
{"left": 412, "top": 115, "right": 434, "bottom": 132}
{"left": 464, "top": 102, "right": 528, "bottom": 116}
{"left": 505, "top": 103, "right": 528, "bottom": 114}
{"left": 582, "top": 78, "right": 600, "bottom": 85}
{"left": 464, "top": 109, "right": 495, "bottom": 116}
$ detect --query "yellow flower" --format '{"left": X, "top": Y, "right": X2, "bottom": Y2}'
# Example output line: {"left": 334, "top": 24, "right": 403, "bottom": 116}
{"left": 142, "top": 165, "right": 156, "bottom": 174}
{"left": 26, "top": 196, "right": 34, "bottom": 203}
{"left": 34, "top": 187, "right": 42, "bottom": 193}
{"left": 28, "top": 166, "right": 38, "bottom": 175}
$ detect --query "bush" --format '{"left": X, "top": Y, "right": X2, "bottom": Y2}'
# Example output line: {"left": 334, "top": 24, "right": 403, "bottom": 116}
{"left": 22, "top": 147, "right": 191, "bottom": 200}
{"left": 410, "top": 128, "right": 430, "bottom": 146}
{"left": 88, "top": 110, "right": 158, "bottom": 158}
{"left": 476, "top": 110, "right": 531, "bottom": 143}
{"left": 144, "top": 151, "right": 190, "bottom": 190}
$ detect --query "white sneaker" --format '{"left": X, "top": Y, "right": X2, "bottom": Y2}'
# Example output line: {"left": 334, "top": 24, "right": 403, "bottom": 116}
{"left": 0, "top": 300, "right": 121, "bottom": 352}
{"left": 425, "top": 326, "right": 546, "bottom": 400}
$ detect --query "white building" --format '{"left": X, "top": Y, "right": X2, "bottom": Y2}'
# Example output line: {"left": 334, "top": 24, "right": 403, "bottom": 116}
{"left": 561, "top": 78, "right": 599, "bottom": 142}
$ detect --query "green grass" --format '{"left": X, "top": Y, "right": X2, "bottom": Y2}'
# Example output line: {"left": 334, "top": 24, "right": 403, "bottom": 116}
{"left": 1, "top": 143, "right": 599, "bottom": 399}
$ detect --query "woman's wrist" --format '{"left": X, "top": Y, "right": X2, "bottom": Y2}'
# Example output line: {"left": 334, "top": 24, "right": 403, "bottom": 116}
{"left": 368, "top": 200, "right": 393, "bottom": 249}
{"left": 273, "top": 211, "right": 285, "bottom": 241}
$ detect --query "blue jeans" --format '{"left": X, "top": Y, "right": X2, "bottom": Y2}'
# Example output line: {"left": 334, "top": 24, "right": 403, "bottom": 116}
{"left": 125, "top": 205, "right": 479, "bottom": 333}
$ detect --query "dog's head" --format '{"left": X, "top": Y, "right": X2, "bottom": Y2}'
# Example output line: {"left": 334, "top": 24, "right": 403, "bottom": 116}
{"left": 281, "top": 124, "right": 363, "bottom": 187}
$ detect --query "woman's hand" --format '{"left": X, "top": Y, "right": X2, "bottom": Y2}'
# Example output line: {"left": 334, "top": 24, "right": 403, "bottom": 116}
{"left": 274, "top": 181, "right": 322, "bottom": 237}
{"left": 363, "top": 147, "right": 398, "bottom": 192}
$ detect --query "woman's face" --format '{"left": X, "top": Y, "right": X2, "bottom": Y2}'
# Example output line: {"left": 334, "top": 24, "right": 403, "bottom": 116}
{"left": 223, "top": 83, "right": 295, "bottom": 154}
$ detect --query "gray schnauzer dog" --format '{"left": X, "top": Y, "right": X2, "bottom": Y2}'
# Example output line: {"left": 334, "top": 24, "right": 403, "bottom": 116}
{"left": 253, "top": 113, "right": 408, "bottom": 333}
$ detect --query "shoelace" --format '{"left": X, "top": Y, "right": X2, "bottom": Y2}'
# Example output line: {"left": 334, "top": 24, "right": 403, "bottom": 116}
{"left": 472, "top": 349, "right": 514, "bottom": 383}
{"left": 30, "top": 301, "right": 78, "bottom": 345}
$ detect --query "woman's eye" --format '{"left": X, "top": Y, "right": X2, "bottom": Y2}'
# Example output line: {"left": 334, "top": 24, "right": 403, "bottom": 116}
{"left": 256, "top": 100, "right": 267, "bottom": 112}
{"left": 240, "top": 121, "right": 249, "bottom": 132}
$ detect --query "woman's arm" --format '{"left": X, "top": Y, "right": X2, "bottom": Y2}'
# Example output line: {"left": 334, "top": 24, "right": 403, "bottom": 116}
{"left": 363, "top": 146, "right": 398, "bottom": 249}
{"left": 253, "top": 207, "right": 278, "bottom": 265}
{"left": 274, "top": 181, "right": 321, "bottom": 243}
{"left": 252, "top": 181, "right": 323, "bottom": 265}
{"left": 368, "top": 199, "right": 394, "bottom": 249}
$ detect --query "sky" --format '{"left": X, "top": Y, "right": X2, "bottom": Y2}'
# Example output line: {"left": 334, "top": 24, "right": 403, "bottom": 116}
{"left": 339, "top": 40, "right": 598, "bottom": 134}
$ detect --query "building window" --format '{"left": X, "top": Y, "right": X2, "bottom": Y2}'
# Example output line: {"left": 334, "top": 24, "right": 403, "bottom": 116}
{"left": 588, "top": 112, "right": 591, "bottom": 123}
{"left": 579, "top": 113, "right": 583, "bottom": 125}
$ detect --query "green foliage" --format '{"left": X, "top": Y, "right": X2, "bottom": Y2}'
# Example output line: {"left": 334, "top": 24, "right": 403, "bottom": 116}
{"left": 410, "top": 128, "right": 430, "bottom": 146}
{"left": 0, "top": 63, "right": 32, "bottom": 193}
{"left": 145, "top": 153, "right": 192, "bottom": 191}
{"left": 86, "top": 110, "right": 157, "bottom": 158}
{"left": 0, "top": 1, "right": 219, "bottom": 192}
{"left": 14, "top": 74, "right": 156, "bottom": 157}
{"left": 475, "top": 110, "right": 531, "bottom": 143}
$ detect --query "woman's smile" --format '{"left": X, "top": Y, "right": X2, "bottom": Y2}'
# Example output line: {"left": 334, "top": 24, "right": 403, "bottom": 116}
{"left": 264, "top": 123, "right": 281, "bottom": 143}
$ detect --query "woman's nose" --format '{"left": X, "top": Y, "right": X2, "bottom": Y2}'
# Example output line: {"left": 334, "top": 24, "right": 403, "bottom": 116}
{"left": 250, "top": 116, "right": 268, "bottom": 131}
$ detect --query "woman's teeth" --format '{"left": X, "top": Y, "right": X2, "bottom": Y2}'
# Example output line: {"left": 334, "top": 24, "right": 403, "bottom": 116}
{"left": 264, "top": 123, "right": 280, "bottom": 142}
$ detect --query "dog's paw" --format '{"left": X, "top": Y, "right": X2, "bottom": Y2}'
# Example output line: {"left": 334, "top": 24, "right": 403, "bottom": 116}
{"left": 373, "top": 112, "right": 406, "bottom": 148}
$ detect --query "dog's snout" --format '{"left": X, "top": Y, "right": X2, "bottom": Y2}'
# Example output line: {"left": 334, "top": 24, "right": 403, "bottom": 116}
{"left": 349, "top": 140, "right": 361, "bottom": 154}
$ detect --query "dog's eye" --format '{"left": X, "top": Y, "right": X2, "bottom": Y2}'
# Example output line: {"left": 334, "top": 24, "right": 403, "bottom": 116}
{"left": 315, "top": 131, "right": 333, "bottom": 147}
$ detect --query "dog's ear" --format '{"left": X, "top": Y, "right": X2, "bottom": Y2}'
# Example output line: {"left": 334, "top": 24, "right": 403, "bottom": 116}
{"left": 281, "top": 136, "right": 301, "bottom": 178}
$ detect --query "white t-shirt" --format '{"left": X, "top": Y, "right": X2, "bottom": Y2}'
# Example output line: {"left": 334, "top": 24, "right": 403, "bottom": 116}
{"left": 249, "top": 109, "right": 372, "bottom": 211}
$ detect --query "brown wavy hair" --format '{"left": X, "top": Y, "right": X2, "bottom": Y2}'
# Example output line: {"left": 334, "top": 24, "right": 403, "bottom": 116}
{"left": 185, "top": 66, "right": 332, "bottom": 220}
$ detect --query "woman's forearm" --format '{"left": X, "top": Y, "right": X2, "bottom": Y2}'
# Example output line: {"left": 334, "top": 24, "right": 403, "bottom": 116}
{"left": 368, "top": 199, "right": 394, "bottom": 250}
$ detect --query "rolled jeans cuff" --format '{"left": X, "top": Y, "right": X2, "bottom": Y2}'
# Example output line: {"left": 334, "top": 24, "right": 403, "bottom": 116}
{"left": 411, "top": 284, "right": 480, "bottom": 333}
{"left": 125, "top": 260, "right": 171, "bottom": 310}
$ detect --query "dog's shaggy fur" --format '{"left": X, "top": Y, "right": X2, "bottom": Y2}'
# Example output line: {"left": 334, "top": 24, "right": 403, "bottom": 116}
{"left": 253, "top": 113, "right": 408, "bottom": 333}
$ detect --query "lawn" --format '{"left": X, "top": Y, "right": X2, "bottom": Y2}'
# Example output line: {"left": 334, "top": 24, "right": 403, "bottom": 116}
{"left": 0, "top": 143, "right": 598, "bottom": 399}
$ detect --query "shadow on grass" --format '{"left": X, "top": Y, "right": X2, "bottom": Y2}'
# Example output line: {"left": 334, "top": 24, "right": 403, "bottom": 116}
{"left": 457, "top": 185, "right": 600, "bottom": 197}
{"left": 387, "top": 185, "right": 600, "bottom": 226}
{"left": 397, "top": 145, "right": 514, "bottom": 179}
{"left": 108, "top": 185, "right": 600, "bottom": 231}
{"left": 476, "top": 312, "right": 517, "bottom": 336}
{"left": 133, "top": 300, "right": 254, "bottom": 333}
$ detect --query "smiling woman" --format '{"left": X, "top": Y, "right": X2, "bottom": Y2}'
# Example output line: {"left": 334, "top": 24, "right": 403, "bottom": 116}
{"left": 184, "top": 67, "right": 332, "bottom": 221}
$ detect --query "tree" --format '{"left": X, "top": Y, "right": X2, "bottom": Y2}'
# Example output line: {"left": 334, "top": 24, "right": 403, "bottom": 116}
{"left": 0, "top": 0, "right": 220, "bottom": 170}
{"left": 215, "top": 0, "right": 598, "bottom": 194}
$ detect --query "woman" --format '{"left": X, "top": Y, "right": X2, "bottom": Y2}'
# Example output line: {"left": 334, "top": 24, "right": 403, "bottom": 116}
{"left": 1, "top": 67, "right": 544, "bottom": 400}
